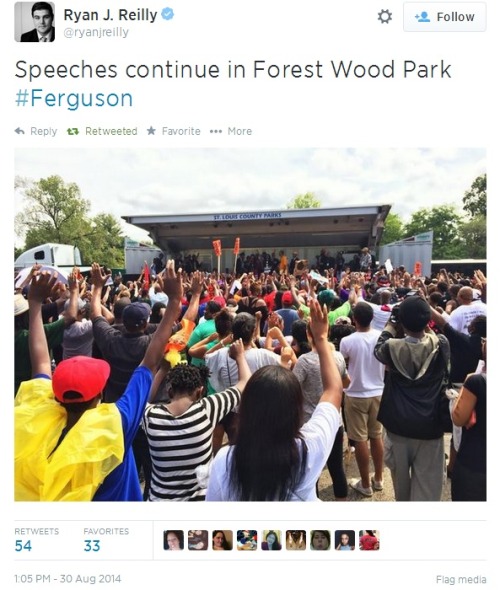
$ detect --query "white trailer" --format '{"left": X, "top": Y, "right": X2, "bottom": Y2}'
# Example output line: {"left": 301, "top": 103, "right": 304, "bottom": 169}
{"left": 124, "top": 239, "right": 163, "bottom": 275}
{"left": 378, "top": 231, "right": 433, "bottom": 277}
{"left": 14, "top": 243, "right": 83, "bottom": 272}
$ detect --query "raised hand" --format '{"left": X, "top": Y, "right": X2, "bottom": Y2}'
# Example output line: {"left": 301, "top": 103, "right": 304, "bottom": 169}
{"left": 90, "top": 262, "right": 111, "bottom": 290}
{"left": 67, "top": 271, "right": 79, "bottom": 293}
{"left": 308, "top": 298, "right": 329, "bottom": 343}
{"left": 28, "top": 271, "right": 58, "bottom": 304}
{"left": 228, "top": 337, "right": 244, "bottom": 360}
{"left": 161, "top": 260, "right": 183, "bottom": 301}
{"left": 280, "top": 346, "right": 294, "bottom": 364}
{"left": 190, "top": 271, "right": 203, "bottom": 296}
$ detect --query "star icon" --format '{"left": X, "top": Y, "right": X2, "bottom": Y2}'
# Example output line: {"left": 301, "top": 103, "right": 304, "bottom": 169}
{"left": 147, "top": 126, "right": 156, "bottom": 135}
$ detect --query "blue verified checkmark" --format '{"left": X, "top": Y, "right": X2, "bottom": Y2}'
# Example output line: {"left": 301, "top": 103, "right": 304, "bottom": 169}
{"left": 162, "top": 7, "right": 174, "bottom": 20}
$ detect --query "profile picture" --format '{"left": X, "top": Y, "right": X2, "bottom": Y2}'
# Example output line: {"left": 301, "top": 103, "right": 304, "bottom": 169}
{"left": 359, "top": 530, "right": 380, "bottom": 551}
{"left": 310, "top": 530, "right": 331, "bottom": 551}
{"left": 212, "top": 530, "right": 233, "bottom": 551}
{"left": 15, "top": 2, "right": 55, "bottom": 42}
{"left": 163, "top": 530, "right": 184, "bottom": 551}
{"left": 285, "top": 530, "right": 306, "bottom": 551}
{"left": 188, "top": 530, "right": 208, "bottom": 551}
{"left": 335, "top": 530, "right": 355, "bottom": 551}
{"left": 237, "top": 530, "right": 258, "bottom": 550}
{"left": 261, "top": 530, "right": 282, "bottom": 551}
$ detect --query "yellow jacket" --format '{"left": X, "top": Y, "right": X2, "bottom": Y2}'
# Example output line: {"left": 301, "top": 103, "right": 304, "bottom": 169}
{"left": 15, "top": 379, "right": 124, "bottom": 501}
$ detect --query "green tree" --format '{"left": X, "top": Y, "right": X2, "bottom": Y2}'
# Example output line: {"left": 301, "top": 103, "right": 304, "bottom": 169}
{"left": 404, "top": 205, "right": 466, "bottom": 259}
{"left": 463, "top": 174, "right": 486, "bottom": 217}
{"left": 15, "top": 175, "right": 91, "bottom": 246}
{"left": 459, "top": 215, "right": 486, "bottom": 259}
{"left": 380, "top": 212, "right": 404, "bottom": 245}
{"left": 15, "top": 176, "right": 124, "bottom": 266}
{"left": 286, "top": 192, "right": 321, "bottom": 209}
{"left": 81, "top": 213, "right": 125, "bottom": 267}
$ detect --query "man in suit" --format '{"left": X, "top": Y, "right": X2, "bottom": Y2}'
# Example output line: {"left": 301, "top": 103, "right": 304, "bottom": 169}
{"left": 21, "top": 2, "right": 55, "bottom": 42}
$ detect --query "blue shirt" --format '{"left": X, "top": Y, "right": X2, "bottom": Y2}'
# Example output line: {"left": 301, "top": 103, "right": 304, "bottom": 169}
{"left": 276, "top": 308, "right": 300, "bottom": 337}
{"left": 93, "top": 366, "right": 152, "bottom": 501}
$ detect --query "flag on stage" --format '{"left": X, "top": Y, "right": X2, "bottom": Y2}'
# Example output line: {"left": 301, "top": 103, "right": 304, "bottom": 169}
{"left": 143, "top": 261, "right": 151, "bottom": 290}
{"left": 213, "top": 240, "right": 222, "bottom": 257}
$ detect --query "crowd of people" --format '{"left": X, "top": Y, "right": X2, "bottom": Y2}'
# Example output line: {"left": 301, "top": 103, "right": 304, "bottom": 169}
{"left": 14, "top": 251, "right": 487, "bottom": 502}
{"left": 166, "top": 247, "right": 371, "bottom": 278}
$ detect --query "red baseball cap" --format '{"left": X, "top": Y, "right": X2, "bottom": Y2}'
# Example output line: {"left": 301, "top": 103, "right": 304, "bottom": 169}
{"left": 282, "top": 291, "right": 294, "bottom": 305}
{"left": 52, "top": 356, "right": 110, "bottom": 403}
{"left": 212, "top": 296, "right": 226, "bottom": 308}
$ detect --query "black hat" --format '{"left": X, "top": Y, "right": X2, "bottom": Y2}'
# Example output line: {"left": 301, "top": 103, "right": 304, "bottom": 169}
{"left": 122, "top": 302, "right": 151, "bottom": 327}
{"left": 399, "top": 297, "right": 431, "bottom": 332}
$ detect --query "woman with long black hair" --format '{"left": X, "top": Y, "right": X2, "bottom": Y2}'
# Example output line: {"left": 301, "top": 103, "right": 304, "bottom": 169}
{"left": 206, "top": 299, "right": 343, "bottom": 501}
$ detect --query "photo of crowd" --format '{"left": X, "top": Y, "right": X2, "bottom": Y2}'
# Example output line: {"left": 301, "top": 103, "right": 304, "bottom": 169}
{"left": 14, "top": 149, "right": 486, "bottom": 504}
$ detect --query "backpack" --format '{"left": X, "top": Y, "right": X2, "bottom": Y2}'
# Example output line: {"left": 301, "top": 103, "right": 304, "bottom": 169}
{"left": 377, "top": 335, "right": 450, "bottom": 439}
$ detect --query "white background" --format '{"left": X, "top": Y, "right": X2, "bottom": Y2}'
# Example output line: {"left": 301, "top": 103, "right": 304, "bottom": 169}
{"left": 3, "top": 1, "right": 496, "bottom": 587}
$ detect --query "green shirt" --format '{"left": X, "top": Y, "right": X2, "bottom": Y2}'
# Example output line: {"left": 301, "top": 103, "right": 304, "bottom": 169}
{"left": 187, "top": 319, "right": 216, "bottom": 367}
{"left": 299, "top": 304, "right": 311, "bottom": 319}
{"left": 327, "top": 301, "right": 351, "bottom": 326}
{"left": 15, "top": 318, "right": 65, "bottom": 395}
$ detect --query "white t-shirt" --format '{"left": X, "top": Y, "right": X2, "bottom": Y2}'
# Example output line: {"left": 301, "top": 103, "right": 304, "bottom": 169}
{"left": 448, "top": 301, "right": 487, "bottom": 335}
{"left": 340, "top": 330, "right": 385, "bottom": 398}
{"left": 62, "top": 319, "right": 94, "bottom": 359}
{"left": 205, "top": 402, "right": 340, "bottom": 501}
{"left": 205, "top": 346, "right": 281, "bottom": 391}
{"left": 366, "top": 302, "right": 392, "bottom": 331}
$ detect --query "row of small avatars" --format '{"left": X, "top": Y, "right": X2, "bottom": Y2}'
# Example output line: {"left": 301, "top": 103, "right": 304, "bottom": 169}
{"left": 163, "top": 530, "right": 380, "bottom": 551}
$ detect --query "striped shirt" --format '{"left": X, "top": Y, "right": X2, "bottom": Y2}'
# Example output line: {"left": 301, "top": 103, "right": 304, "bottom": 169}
{"left": 143, "top": 387, "right": 240, "bottom": 501}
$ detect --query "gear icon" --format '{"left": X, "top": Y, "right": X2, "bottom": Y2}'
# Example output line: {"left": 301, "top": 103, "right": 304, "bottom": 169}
{"left": 378, "top": 9, "right": 392, "bottom": 24}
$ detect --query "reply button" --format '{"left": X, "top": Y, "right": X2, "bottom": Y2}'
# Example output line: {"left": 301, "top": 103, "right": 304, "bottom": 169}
{"left": 404, "top": 3, "right": 486, "bottom": 31}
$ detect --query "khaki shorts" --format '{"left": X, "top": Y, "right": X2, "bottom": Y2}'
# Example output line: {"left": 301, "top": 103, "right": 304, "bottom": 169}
{"left": 344, "top": 395, "right": 383, "bottom": 442}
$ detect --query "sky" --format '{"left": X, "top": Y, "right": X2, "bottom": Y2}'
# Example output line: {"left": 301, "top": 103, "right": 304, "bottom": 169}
{"left": 15, "top": 148, "right": 486, "bottom": 243}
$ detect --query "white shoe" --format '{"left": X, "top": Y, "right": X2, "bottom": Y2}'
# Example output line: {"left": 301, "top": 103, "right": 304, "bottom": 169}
{"left": 349, "top": 479, "right": 373, "bottom": 497}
